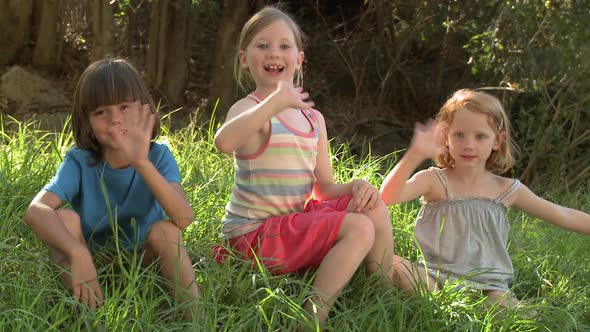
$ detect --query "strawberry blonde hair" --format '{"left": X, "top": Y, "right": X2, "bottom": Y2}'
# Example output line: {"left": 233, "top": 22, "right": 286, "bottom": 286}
{"left": 434, "top": 89, "right": 518, "bottom": 174}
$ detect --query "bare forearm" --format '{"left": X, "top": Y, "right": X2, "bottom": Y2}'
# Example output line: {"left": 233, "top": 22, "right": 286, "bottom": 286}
{"left": 313, "top": 182, "right": 354, "bottom": 201}
{"left": 214, "top": 94, "right": 285, "bottom": 153}
{"left": 23, "top": 205, "right": 85, "bottom": 258}
{"left": 554, "top": 207, "right": 590, "bottom": 235}
{"left": 380, "top": 148, "right": 425, "bottom": 205}
{"left": 134, "top": 161, "right": 194, "bottom": 229}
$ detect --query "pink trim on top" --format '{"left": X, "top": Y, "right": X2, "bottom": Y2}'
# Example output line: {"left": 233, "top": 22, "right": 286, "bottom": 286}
{"left": 275, "top": 110, "right": 317, "bottom": 138}
{"left": 235, "top": 93, "right": 271, "bottom": 160}
{"left": 251, "top": 89, "right": 317, "bottom": 138}
{"left": 246, "top": 93, "right": 262, "bottom": 103}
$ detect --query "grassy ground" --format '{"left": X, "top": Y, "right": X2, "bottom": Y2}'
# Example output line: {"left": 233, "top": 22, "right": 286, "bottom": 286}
{"left": 1, "top": 114, "right": 589, "bottom": 331}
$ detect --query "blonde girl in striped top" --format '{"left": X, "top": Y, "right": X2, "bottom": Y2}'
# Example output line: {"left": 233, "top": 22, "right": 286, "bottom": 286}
{"left": 213, "top": 6, "right": 395, "bottom": 323}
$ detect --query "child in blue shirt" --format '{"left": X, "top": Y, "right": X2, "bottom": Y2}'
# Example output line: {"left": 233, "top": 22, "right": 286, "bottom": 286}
{"left": 23, "top": 58, "right": 200, "bottom": 314}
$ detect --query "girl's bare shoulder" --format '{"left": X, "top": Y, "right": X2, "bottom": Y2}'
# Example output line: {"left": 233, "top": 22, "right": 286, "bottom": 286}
{"left": 419, "top": 167, "right": 449, "bottom": 202}
{"left": 226, "top": 96, "right": 258, "bottom": 119}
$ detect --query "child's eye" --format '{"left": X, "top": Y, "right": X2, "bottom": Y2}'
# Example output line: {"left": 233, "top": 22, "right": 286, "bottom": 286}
{"left": 280, "top": 44, "right": 290, "bottom": 50}
{"left": 453, "top": 132, "right": 464, "bottom": 139}
{"left": 476, "top": 134, "right": 487, "bottom": 140}
{"left": 257, "top": 43, "right": 268, "bottom": 49}
{"left": 92, "top": 110, "right": 105, "bottom": 116}
{"left": 121, "top": 105, "right": 129, "bottom": 111}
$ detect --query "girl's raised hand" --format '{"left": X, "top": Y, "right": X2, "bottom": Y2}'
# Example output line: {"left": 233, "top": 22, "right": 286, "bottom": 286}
{"left": 409, "top": 119, "right": 446, "bottom": 160}
{"left": 108, "top": 103, "right": 155, "bottom": 166}
{"left": 273, "top": 80, "right": 314, "bottom": 113}
{"left": 347, "top": 179, "right": 381, "bottom": 212}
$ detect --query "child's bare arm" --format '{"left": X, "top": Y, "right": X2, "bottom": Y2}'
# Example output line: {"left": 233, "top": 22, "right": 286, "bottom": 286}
{"left": 310, "top": 111, "right": 380, "bottom": 211}
{"left": 24, "top": 191, "right": 86, "bottom": 259}
{"left": 512, "top": 185, "right": 590, "bottom": 234}
{"left": 134, "top": 162, "right": 195, "bottom": 229}
{"left": 110, "top": 104, "right": 194, "bottom": 229}
{"left": 23, "top": 190, "right": 103, "bottom": 309}
{"left": 214, "top": 81, "right": 314, "bottom": 154}
{"left": 380, "top": 121, "right": 444, "bottom": 205}
{"left": 381, "top": 169, "right": 434, "bottom": 205}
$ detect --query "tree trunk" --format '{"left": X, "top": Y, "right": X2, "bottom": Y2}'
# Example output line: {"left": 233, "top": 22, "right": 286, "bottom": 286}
{"left": 147, "top": 0, "right": 192, "bottom": 106}
{"left": 32, "top": 0, "right": 62, "bottom": 69}
{"left": 90, "top": 0, "right": 115, "bottom": 62}
{"left": 207, "top": 0, "right": 251, "bottom": 119}
{"left": 0, "top": 0, "right": 34, "bottom": 65}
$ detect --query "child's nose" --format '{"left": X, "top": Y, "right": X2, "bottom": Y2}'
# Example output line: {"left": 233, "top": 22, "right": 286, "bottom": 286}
{"left": 109, "top": 110, "right": 123, "bottom": 124}
{"left": 464, "top": 138, "right": 475, "bottom": 149}
{"left": 268, "top": 46, "right": 280, "bottom": 57}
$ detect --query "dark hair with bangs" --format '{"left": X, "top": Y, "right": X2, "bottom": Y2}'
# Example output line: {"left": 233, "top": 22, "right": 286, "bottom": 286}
{"left": 72, "top": 58, "right": 160, "bottom": 163}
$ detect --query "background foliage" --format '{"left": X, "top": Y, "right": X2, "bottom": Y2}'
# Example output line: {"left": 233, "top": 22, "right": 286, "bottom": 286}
{"left": 0, "top": 0, "right": 588, "bottom": 189}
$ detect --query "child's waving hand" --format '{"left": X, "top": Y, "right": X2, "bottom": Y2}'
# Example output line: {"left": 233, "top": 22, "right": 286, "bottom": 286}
{"left": 108, "top": 102, "right": 156, "bottom": 166}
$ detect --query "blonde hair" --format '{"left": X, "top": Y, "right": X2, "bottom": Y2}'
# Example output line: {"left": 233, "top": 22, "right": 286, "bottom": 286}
{"left": 434, "top": 89, "right": 518, "bottom": 174}
{"left": 72, "top": 58, "right": 160, "bottom": 163}
{"left": 234, "top": 6, "right": 305, "bottom": 91}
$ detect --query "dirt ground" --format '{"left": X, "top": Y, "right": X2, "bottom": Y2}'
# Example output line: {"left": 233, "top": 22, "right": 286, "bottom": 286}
{"left": 0, "top": 65, "right": 72, "bottom": 131}
{"left": 0, "top": 65, "right": 199, "bottom": 133}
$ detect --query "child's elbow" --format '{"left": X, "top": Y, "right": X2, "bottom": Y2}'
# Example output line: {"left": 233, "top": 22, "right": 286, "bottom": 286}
{"left": 379, "top": 189, "right": 396, "bottom": 206}
{"left": 175, "top": 211, "right": 195, "bottom": 230}
{"left": 213, "top": 134, "right": 234, "bottom": 154}
{"left": 22, "top": 206, "right": 37, "bottom": 227}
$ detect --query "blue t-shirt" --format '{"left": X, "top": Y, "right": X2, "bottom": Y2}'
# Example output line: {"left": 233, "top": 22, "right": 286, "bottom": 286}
{"left": 44, "top": 143, "right": 181, "bottom": 250}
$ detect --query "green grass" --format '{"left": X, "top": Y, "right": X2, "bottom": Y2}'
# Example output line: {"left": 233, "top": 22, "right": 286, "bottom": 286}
{"left": 1, "top": 113, "right": 589, "bottom": 331}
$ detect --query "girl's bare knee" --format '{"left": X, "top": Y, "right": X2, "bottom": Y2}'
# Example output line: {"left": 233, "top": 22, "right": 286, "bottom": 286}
{"left": 147, "top": 220, "right": 182, "bottom": 243}
{"left": 364, "top": 200, "right": 392, "bottom": 231}
{"left": 145, "top": 221, "right": 186, "bottom": 259}
{"left": 339, "top": 214, "right": 375, "bottom": 248}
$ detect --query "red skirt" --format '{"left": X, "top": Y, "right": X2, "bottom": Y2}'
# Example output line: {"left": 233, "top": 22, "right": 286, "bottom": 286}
{"left": 214, "top": 196, "right": 352, "bottom": 274}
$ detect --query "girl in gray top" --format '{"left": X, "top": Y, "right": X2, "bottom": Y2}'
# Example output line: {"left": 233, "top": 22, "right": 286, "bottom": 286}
{"left": 380, "top": 89, "right": 590, "bottom": 308}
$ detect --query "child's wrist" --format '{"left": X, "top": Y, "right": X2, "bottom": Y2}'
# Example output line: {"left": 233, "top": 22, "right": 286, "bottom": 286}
{"left": 406, "top": 147, "right": 428, "bottom": 163}
{"left": 66, "top": 243, "right": 90, "bottom": 260}
{"left": 267, "top": 90, "right": 288, "bottom": 113}
{"left": 131, "top": 159, "right": 152, "bottom": 171}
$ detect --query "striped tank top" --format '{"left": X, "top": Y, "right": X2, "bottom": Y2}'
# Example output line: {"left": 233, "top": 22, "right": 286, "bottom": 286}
{"left": 220, "top": 93, "right": 320, "bottom": 240}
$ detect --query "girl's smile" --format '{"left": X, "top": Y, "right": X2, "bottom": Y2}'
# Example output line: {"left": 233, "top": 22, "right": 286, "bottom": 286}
{"left": 240, "top": 20, "right": 304, "bottom": 94}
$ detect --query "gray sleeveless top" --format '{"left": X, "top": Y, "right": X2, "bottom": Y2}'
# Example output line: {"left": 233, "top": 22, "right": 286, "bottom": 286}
{"left": 414, "top": 167, "right": 521, "bottom": 291}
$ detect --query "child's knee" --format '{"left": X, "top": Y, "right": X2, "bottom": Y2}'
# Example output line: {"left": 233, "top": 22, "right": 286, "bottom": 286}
{"left": 340, "top": 213, "right": 375, "bottom": 247}
{"left": 146, "top": 220, "right": 183, "bottom": 244}
{"left": 55, "top": 209, "right": 83, "bottom": 238}
{"left": 365, "top": 200, "right": 392, "bottom": 231}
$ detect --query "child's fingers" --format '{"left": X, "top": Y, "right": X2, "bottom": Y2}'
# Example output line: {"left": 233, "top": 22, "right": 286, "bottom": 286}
{"left": 354, "top": 186, "right": 372, "bottom": 211}
{"left": 72, "top": 283, "right": 81, "bottom": 303}
{"left": 363, "top": 189, "right": 381, "bottom": 211}
{"left": 96, "top": 286, "right": 104, "bottom": 307}
{"left": 79, "top": 284, "right": 90, "bottom": 308}
{"left": 142, "top": 103, "right": 154, "bottom": 114}
{"left": 366, "top": 190, "right": 380, "bottom": 210}
{"left": 87, "top": 286, "right": 97, "bottom": 310}
{"left": 141, "top": 104, "right": 155, "bottom": 132}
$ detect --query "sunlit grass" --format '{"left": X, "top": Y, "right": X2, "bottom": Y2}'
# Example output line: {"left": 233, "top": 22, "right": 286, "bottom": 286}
{"left": 1, "top": 113, "right": 588, "bottom": 331}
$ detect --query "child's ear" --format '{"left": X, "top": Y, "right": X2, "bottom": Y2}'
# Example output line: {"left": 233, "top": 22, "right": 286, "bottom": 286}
{"left": 238, "top": 50, "right": 248, "bottom": 69}
{"left": 493, "top": 132, "right": 505, "bottom": 151}
{"left": 296, "top": 50, "right": 304, "bottom": 70}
